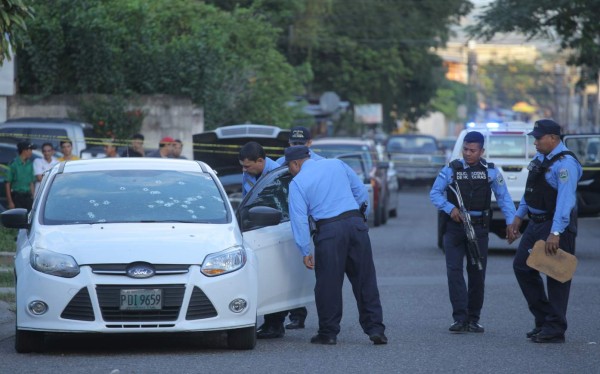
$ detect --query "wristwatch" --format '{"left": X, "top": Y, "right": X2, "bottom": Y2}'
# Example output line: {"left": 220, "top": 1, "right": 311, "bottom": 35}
{"left": 552, "top": 231, "right": 560, "bottom": 236}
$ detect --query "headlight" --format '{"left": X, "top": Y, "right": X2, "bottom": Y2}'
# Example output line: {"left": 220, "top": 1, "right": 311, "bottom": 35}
{"left": 30, "top": 248, "right": 80, "bottom": 278}
{"left": 201, "top": 246, "right": 246, "bottom": 277}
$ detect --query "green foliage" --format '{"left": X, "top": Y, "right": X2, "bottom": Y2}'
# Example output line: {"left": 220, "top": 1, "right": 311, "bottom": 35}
{"left": 469, "top": 0, "right": 600, "bottom": 81}
{"left": 0, "top": 0, "right": 34, "bottom": 64}
{"left": 432, "top": 80, "right": 475, "bottom": 122}
{"left": 72, "top": 95, "right": 144, "bottom": 144}
{"left": 15, "top": 0, "right": 302, "bottom": 129}
{"left": 0, "top": 269, "right": 14, "bottom": 288}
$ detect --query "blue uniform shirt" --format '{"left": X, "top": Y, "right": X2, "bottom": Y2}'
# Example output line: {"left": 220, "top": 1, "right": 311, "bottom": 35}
{"left": 515, "top": 141, "right": 582, "bottom": 233}
{"left": 276, "top": 149, "right": 324, "bottom": 165}
{"left": 288, "top": 158, "right": 369, "bottom": 256}
{"left": 430, "top": 159, "right": 516, "bottom": 224}
{"left": 241, "top": 156, "right": 280, "bottom": 197}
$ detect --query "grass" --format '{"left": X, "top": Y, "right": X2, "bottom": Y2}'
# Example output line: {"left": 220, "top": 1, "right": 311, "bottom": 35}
{"left": 0, "top": 270, "right": 14, "bottom": 288}
{"left": 0, "top": 292, "right": 16, "bottom": 308}
{"left": 0, "top": 227, "right": 17, "bottom": 252}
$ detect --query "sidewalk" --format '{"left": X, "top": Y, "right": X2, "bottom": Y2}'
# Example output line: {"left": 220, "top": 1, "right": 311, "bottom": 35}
{"left": 0, "top": 300, "right": 15, "bottom": 342}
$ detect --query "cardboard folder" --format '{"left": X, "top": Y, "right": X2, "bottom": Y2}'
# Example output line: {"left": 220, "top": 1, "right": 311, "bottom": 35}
{"left": 526, "top": 240, "right": 577, "bottom": 283}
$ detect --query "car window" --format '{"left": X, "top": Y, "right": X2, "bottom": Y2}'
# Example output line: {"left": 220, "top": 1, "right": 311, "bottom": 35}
{"left": 564, "top": 136, "right": 600, "bottom": 166}
{"left": 313, "top": 144, "right": 374, "bottom": 170}
{"left": 387, "top": 136, "right": 438, "bottom": 154}
{"left": 239, "top": 169, "right": 292, "bottom": 230}
{"left": 486, "top": 134, "right": 534, "bottom": 159}
{"left": 42, "top": 170, "right": 229, "bottom": 225}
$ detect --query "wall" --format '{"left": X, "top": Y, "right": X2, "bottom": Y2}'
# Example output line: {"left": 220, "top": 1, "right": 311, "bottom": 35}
{"left": 7, "top": 94, "right": 203, "bottom": 159}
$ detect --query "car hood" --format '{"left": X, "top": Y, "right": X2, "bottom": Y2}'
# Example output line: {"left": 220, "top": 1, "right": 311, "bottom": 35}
{"left": 30, "top": 223, "right": 242, "bottom": 265}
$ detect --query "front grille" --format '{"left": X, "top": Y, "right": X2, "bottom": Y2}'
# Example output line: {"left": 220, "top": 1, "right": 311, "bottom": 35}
{"left": 96, "top": 284, "right": 185, "bottom": 322}
{"left": 502, "top": 166, "right": 524, "bottom": 172}
{"left": 90, "top": 264, "right": 190, "bottom": 276}
{"left": 61, "top": 287, "right": 95, "bottom": 321}
{"left": 186, "top": 286, "right": 218, "bottom": 320}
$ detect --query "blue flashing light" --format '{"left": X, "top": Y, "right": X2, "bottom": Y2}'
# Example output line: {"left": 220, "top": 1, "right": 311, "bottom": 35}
{"left": 467, "top": 122, "right": 476, "bottom": 128}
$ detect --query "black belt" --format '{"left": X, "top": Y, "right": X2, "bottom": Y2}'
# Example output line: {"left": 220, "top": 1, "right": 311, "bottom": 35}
{"left": 528, "top": 212, "right": 553, "bottom": 223}
{"left": 470, "top": 216, "right": 488, "bottom": 225}
{"left": 316, "top": 210, "right": 362, "bottom": 229}
{"left": 11, "top": 191, "right": 31, "bottom": 196}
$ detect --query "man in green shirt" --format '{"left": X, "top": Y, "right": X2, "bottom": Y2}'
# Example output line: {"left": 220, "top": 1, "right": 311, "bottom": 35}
{"left": 5, "top": 141, "right": 36, "bottom": 210}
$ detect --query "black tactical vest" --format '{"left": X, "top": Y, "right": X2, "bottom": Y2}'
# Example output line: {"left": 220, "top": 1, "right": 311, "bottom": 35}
{"left": 524, "top": 151, "right": 578, "bottom": 212}
{"left": 447, "top": 159, "right": 493, "bottom": 211}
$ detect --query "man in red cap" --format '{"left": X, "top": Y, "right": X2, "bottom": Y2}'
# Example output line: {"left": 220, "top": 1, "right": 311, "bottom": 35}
{"left": 147, "top": 137, "right": 174, "bottom": 158}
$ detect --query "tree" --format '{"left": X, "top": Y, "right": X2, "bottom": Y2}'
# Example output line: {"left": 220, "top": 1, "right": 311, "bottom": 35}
{"left": 0, "top": 0, "right": 34, "bottom": 64}
{"left": 469, "top": 0, "right": 600, "bottom": 81}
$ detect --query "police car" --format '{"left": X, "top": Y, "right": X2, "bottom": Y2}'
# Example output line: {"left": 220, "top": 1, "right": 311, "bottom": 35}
{"left": 438, "top": 122, "right": 535, "bottom": 247}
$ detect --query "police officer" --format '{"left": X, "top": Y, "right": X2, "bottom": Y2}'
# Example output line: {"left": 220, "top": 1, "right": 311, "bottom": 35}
{"left": 507, "top": 119, "right": 582, "bottom": 343}
{"left": 5, "top": 141, "right": 36, "bottom": 211}
{"left": 430, "top": 131, "right": 515, "bottom": 333}
{"left": 276, "top": 126, "right": 323, "bottom": 330}
{"left": 285, "top": 145, "right": 387, "bottom": 345}
{"left": 239, "top": 141, "right": 288, "bottom": 339}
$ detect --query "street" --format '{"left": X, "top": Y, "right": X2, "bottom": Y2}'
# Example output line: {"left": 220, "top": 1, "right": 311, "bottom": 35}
{"left": 1, "top": 186, "right": 599, "bottom": 373}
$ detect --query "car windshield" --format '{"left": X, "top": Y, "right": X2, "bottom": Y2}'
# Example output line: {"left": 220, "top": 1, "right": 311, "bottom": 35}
{"left": 313, "top": 144, "right": 374, "bottom": 170}
{"left": 387, "top": 136, "right": 438, "bottom": 154}
{"left": 485, "top": 134, "right": 535, "bottom": 159}
{"left": 42, "top": 170, "right": 229, "bottom": 225}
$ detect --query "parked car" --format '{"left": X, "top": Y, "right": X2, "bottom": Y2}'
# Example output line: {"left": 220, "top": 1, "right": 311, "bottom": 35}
{"left": 193, "top": 124, "right": 290, "bottom": 210}
{"left": 2, "top": 158, "right": 314, "bottom": 352}
{"left": 386, "top": 134, "right": 447, "bottom": 186}
{"left": 563, "top": 134, "right": 600, "bottom": 216}
{"left": 311, "top": 137, "right": 399, "bottom": 227}
{"left": 0, "top": 117, "right": 95, "bottom": 158}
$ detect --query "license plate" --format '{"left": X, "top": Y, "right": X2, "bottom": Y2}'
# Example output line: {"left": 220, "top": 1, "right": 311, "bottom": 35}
{"left": 120, "top": 289, "right": 162, "bottom": 310}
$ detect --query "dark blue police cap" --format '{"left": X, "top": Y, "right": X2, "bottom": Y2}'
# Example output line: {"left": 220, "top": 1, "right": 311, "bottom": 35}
{"left": 289, "top": 126, "right": 311, "bottom": 144}
{"left": 464, "top": 131, "right": 484, "bottom": 145}
{"left": 284, "top": 145, "right": 310, "bottom": 165}
{"left": 528, "top": 119, "right": 561, "bottom": 138}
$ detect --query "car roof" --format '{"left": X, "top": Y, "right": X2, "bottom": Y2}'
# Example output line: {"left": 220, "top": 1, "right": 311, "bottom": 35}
{"left": 60, "top": 158, "right": 210, "bottom": 173}
{"left": 312, "top": 137, "right": 375, "bottom": 146}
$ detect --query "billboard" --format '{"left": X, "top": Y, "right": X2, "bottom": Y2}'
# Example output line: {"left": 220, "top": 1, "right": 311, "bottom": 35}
{"left": 354, "top": 104, "right": 382, "bottom": 124}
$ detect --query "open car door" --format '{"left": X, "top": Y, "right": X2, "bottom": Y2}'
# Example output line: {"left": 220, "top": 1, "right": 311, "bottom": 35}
{"left": 563, "top": 134, "right": 600, "bottom": 216}
{"left": 237, "top": 167, "right": 315, "bottom": 315}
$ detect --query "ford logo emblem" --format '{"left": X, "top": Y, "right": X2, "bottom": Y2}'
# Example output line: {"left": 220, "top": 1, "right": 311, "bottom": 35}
{"left": 126, "top": 262, "right": 156, "bottom": 279}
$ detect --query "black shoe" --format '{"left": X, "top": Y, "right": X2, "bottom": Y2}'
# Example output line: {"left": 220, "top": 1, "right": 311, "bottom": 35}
{"left": 310, "top": 334, "right": 336, "bottom": 345}
{"left": 285, "top": 319, "right": 305, "bottom": 330}
{"left": 449, "top": 321, "right": 468, "bottom": 333}
{"left": 526, "top": 327, "right": 542, "bottom": 339}
{"left": 531, "top": 332, "right": 565, "bottom": 344}
{"left": 467, "top": 321, "right": 484, "bottom": 333}
{"left": 369, "top": 333, "right": 388, "bottom": 345}
{"left": 256, "top": 324, "right": 285, "bottom": 339}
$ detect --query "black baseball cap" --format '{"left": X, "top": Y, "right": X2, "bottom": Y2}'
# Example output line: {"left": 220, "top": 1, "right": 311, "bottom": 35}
{"left": 289, "top": 126, "right": 311, "bottom": 144}
{"left": 528, "top": 119, "right": 561, "bottom": 138}
{"left": 17, "top": 141, "right": 37, "bottom": 153}
{"left": 283, "top": 145, "right": 310, "bottom": 165}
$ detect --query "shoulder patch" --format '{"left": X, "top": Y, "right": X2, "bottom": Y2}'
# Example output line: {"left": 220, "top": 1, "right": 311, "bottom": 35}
{"left": 558, "top": 168, "right": 569, "bottom": 182}
{"left": 496, "top": 173, "right": 505, "bottom": 185}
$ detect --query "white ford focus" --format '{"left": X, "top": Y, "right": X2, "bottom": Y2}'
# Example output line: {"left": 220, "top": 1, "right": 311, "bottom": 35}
{"left": 2, "top": 158, "right": 314, "bottom": 352}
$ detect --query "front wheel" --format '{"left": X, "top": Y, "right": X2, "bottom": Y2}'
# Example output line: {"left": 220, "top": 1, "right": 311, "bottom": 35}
{"left": 227, "top": 326, "right": 257, "bottom": 350}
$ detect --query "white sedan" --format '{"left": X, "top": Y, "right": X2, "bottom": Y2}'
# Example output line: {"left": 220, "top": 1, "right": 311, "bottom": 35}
{"left": 2, "top": 158, "right": 314, "bottom": 352}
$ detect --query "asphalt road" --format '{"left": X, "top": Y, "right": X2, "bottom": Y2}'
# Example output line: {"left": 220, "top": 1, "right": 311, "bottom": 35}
{"left": 1, "top": 186, "right": 599, "bottom": 373}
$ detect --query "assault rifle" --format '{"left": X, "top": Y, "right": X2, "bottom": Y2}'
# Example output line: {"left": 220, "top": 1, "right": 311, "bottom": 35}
{"left": 447, "top": 182, "right": 484, "bottom": 271}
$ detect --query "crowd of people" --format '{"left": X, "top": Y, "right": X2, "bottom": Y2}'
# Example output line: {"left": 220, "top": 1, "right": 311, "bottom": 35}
{"left": 4, "top": 134, "right": 187, "bottom": 211}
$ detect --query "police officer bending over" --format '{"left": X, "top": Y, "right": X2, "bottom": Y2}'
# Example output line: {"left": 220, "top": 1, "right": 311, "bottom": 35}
{"left": 285, "top": 145, "right": 387, "bottom": 345}
{"left": 507, "top": 119, "right": 582, "bottom": 344}
{"left": 430, "top": 131, "right": 515, "bottom": 333}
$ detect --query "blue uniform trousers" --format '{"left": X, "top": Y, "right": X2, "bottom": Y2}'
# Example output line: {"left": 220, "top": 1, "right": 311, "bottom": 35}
{"left": 513, "top": 219, "right": 575, "bottom": 335}
{"left": 443, "top": 220, "right": 488, "bottom": 323}
{"left": 313, "top": 216, "right": 385, "bottom": 338}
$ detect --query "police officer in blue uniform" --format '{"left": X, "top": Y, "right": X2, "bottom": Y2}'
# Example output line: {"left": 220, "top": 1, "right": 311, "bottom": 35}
{"left": 275, "top": 126, "right": 324, "bottom": 330}
{"left": 285, "top": 145, "right": 387, "bottom": 345}
{"left": 430, "top": 131, "right": 515, "bottom": 333}
{"left": 508, "top": 119, "right": 582, "bottom": 343}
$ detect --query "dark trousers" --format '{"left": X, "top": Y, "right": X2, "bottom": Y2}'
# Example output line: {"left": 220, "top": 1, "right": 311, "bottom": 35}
{"left": 313, "top": 216, "right": 384, "bottom": 338}
{"left": 513, "top": 219, "right": 575, "bottom": 335}
{"left": 262, "top": 307, "right": 307, "bottom": 327}
{"left": 443, "top": 220, "right": 489, "bottom": 323}
{"left": 11, "top": 191, "right": 33, "bottom": 211}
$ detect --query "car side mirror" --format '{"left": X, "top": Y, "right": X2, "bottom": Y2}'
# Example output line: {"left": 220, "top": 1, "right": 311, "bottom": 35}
{"left": 1, "top": 208, "right": 29, "bottom": 229}
{"left": 247, "top": 206, "right": 282, "bottom": 228}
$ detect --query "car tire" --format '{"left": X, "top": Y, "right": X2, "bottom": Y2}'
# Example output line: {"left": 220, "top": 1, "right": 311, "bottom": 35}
{"left": 227, "top": 326, "right": 257, "bottom": 350}
{"left": 15, "top": 328, "right": 45, "bottom": 353}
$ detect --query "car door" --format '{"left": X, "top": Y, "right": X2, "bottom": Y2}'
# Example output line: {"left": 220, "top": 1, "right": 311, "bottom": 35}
{"left": 563, "top": 134, "right": 600, "bottom": 215}
{"left": 237, "top": 167, "right": 315, "bottom": 315}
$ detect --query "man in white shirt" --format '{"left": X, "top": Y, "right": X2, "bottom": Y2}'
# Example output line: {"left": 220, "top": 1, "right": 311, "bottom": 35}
{"left": 33, "top": 142, "right": 59, "bottom": 193}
